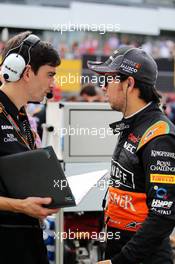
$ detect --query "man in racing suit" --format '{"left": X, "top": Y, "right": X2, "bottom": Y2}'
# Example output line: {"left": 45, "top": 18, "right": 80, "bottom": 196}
{"left": 88, "top": 47, "right": 175, "bottom": 264}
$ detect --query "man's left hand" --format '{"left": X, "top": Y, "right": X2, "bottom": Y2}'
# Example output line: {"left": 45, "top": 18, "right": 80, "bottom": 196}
{"left": 97, "top": 260, "right": 111, "bottom": 264}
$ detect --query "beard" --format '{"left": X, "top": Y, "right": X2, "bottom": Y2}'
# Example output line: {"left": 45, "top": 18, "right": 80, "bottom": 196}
{"left": 109, "top": 102, "right": 122, "bottom": 112}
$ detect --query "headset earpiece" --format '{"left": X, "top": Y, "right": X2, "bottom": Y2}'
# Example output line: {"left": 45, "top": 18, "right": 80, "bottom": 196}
{"left": 1, "top": 53, "right": 26, "bottom": 82}
{"left": 1, "top": 34, "right": 40, "bottom": 83}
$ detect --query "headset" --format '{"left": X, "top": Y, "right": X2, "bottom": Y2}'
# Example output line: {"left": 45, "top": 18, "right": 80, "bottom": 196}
{"left": 0, "top": 34, "right": 40, "bottom": 82}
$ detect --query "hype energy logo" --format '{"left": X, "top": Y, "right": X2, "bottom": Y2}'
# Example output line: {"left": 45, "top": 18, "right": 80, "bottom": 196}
{"left": 150, "top": 174, "right": 175, "bottom": 184}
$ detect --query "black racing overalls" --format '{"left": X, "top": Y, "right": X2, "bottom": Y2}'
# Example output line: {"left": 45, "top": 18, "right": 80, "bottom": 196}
{"left": 105, "top": 102, "right": 175, "bottom": 264}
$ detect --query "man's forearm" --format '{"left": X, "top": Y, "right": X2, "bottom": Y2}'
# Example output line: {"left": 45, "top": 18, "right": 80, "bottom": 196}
{"left": 0, "top": 196, "right": 23, "bottom": 213}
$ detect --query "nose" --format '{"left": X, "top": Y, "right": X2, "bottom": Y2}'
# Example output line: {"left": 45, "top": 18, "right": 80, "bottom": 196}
{"left": 102, "top": 85, "right": 107, "bottom": 93}
{"left": 50, "top": 77, "right": 56, "bottom": 88}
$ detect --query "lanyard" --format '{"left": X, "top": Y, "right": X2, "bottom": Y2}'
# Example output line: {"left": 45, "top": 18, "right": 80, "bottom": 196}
{"left": 0, "top": 102, "right": 35, "bottom": 150}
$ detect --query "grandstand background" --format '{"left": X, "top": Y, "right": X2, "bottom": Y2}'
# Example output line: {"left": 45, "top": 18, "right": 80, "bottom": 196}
{"left": 0, "top": 0, "right": 175, "bottom": 96}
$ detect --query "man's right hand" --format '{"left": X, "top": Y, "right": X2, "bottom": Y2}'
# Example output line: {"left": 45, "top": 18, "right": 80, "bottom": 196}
{"left": 0, "top": 196, "right": 59, "bottom": 219}
{"left": 20, "top": 197, "right": 59, "bottom": 219}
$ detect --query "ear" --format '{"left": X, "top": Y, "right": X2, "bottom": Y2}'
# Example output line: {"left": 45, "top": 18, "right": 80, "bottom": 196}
{"left": 127, "top": 76, "right": 135, "bottom": 91}
{"left": 22, "top": 65, "right": 33, "bottom": 82}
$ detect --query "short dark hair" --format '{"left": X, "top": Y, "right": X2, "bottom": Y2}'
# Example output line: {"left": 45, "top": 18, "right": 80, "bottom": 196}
{"left": 119, "top": 74, "right": 161, "bottom": 104}
{"left": 134, "top": 79, "right": 161, "bottom": 104}
{"left": 80, "top": 83, "right": 97, "bottom": 97}
{"left": 1, "top": 31, "right": 61, "bottom": 74}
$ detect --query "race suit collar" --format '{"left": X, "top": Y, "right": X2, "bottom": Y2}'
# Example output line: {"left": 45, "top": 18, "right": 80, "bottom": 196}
{"left": 124, "top": 102, "right": 152, "bottom": 119}
{"left": 109, "top": 102, "right": 160, "bottom": 134}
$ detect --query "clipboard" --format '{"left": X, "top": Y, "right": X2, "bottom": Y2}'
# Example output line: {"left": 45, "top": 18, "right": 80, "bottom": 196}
{"left": 0, "top": 146, "right": 108, "bottom": 208}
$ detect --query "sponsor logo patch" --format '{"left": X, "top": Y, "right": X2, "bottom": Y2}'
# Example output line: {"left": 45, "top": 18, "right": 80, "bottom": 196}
{"left": 111, "top": 159, "right": 135, "bottom": 189}
{"left": 4, "top": 133, "right": 18, "bottom": 143}
{"left": 123, "top": 141, "right": 136, "bottom": 154}
{"left": 1, "top": 125, "right": 13, "bottom": 130}
{"left": 151, "top": 150, "right": 175, "bottom": 160}
{"left": 150, "top": 174, "right": 175, "bottom": 184}
{"left": 154, "top": 186, "right": 168, "bottom": 199}
{"left": 150, "top": 160, "right": 175, "bottom": 172}
{"left": 119, "top": 59, "right": 141, "bottom": 74}
{"left": 120, "top": 63, "right": 138, "bottom": 74}
{"left": 151, "top": 208, "right": 172, "bottom": 215}
{"left": 106, "top": 188, "right": 148, "bottom": 232}
{"left": 151, "top": 199, "right": 173, "bottom": 209}
{"left": 109, "top": 192, "right": 136, "bottom": 212}
{"left": 128, "top": 133, "right": 140, "bottom": 143}
{"left": 137, "top": 121, "right": 170, "bottom": 150}
{"left": 126, "top": 221, "right": 142, "bottom": 229}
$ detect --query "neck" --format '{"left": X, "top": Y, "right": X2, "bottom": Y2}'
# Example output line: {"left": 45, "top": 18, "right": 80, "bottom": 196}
{"left": 0, "top": 82, "right": 28, "bottom": 110}
{"left": 123, "top": 99, "right": 148, "bottom": 118}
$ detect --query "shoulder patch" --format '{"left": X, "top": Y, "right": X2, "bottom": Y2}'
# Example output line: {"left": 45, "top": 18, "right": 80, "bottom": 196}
{"left": 137, "top": 121, "right": 170, "bottom": 151}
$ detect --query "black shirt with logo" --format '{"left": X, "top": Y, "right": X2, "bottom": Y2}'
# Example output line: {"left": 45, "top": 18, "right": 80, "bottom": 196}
{"left": 0, "top": 90, "right": 38, "bottom": 225}
{"left": 0, "top": 90, "right": 49, "bottom": 264}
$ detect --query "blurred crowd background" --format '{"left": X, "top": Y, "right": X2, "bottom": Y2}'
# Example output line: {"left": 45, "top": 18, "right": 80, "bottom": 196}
{"left": 0, "top": 0, "right": 175, "bottom": 140}
{"left": 1, "top": 30, "right": 175, "bottom": 59}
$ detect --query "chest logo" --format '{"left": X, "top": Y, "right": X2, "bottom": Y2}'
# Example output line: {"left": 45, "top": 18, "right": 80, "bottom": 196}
{"left": 124, "top": 141, "right": 136, "bottom": 154}
{"left": 1, "top": 125, "right": 13, "bottom": 130}
{"left": 4, "top": 133, "right": 18, "bottom": 143}
{"left": 111, "top": 159, "right": 135, "bottom": 189}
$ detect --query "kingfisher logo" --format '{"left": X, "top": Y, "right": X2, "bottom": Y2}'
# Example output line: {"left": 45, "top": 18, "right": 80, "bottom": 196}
{"left": 151, "top": 150, "right": 175, "bottom": 160}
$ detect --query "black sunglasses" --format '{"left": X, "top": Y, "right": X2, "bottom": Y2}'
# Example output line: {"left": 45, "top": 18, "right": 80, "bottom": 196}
{"left": 104, "top": 74, "right": 128, "bottom": 87}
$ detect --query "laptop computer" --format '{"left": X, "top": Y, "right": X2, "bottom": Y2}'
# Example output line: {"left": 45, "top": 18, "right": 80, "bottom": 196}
{"left": 0, "top": 146, "right": 108, "bottom": 209}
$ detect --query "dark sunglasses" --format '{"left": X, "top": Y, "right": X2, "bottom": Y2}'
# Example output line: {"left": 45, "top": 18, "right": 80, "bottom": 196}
{"left": 104, "top": 74, "right": 128, "bottom": 87}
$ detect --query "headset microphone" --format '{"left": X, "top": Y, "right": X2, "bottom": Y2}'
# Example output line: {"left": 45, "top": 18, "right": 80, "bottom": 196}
{"left": 46, "top": 91, "right": 53, "bottom": 99}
